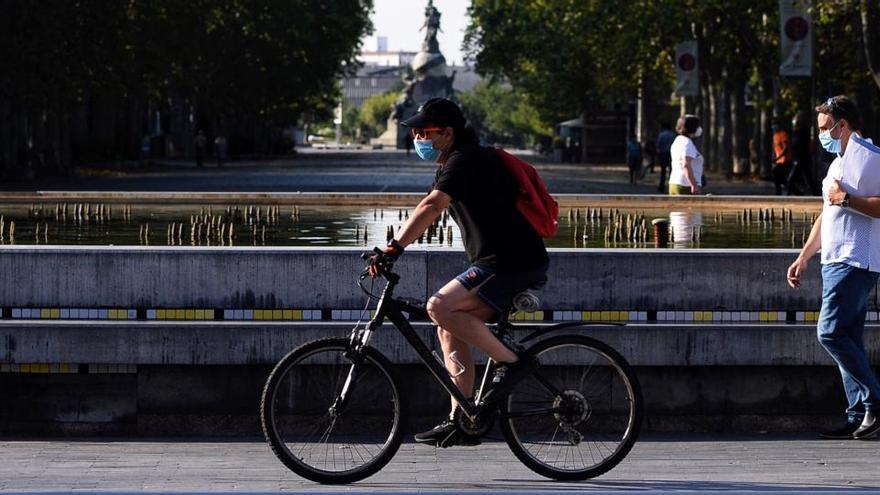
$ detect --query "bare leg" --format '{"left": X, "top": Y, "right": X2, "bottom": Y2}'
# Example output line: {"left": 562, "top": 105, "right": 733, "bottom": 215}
{"left": 427, "top": 278, "right": 519, "bottom": 414}
{"left": 437, "top": 327, "right": 474, "bottom": 414}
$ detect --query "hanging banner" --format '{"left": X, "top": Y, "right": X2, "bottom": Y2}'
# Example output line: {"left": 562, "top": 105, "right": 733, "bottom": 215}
{"left": 674, "top": 41, "right": 699, "bottom": 97}
{"left": 779, "top": 0, "right": 813, "bottom": 77}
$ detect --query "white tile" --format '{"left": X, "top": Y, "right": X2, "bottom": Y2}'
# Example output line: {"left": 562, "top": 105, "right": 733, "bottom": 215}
{"left": 713, "top": 312, "right": 722, "bottom": 322}
{"left": 98, "top": 309, "right": 108, "bottom": 319}
{"left": 657, "top": 311, "right": 667, "bottom": 321}
{"left": 331, "top": 310, "right": 341, "bottom": 320}
{"left": 147, "top": 309, "right": 157, "bottom": 320}
{"left": 223, "top": 310, "right": 233, "bottom": 320}
{"left": 638, "top": 311, "right": 648, "bottom": 321}
{"left": 128, "top": 309, "right": 137, "bottom": 319}
{"left": 777, "top": 311, "right": 786, "bottom": 321}
{"left": 234, "top": 309, "right": 244, "bottom": 320}
{"left": 60, "top": 309, "right": 70, "bottom": 319}
{"left": 88, "top": 309, "right": 99, "bottom": 319}
{"left": 243, "top": 310, "right": 253, "bottom": 320}
{"left": 750, "top": 312, "right": 759, "bottom": 321}
{"left": 11, "top": 308, "right": 21, "bottom": 318}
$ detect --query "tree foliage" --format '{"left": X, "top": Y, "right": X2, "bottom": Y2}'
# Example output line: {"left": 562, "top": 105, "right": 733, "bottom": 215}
{"left": 0, "top": 0, "right": 374, "bottom": 169}
{"left": 459, "top": 81, "right": 550, "bottom": 147}
{"left": 466, "top": 0, "right": 880, "bottom": 172}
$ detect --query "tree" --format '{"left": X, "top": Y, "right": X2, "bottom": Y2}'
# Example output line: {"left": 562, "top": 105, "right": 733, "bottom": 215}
{"left": 0, "top": 0, "right": 375, "bottom": 171}
{"left": 459, "top": 81, "right": 550, "bottom": 147}
{"left": 360, "top": 91, "right": 399, "bottom": 138}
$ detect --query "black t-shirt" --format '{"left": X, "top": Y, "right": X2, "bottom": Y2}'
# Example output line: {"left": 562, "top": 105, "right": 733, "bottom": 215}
{"left": 432, "top": 143, "right": 549, "bottom": 271}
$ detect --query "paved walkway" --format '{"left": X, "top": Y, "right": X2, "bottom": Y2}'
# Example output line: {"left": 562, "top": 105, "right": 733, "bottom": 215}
{"left": 1, "top": 149, "right": 780, "bottom": 196}
{"left": 1, "top": 435, "right": 878, "bottom": 493}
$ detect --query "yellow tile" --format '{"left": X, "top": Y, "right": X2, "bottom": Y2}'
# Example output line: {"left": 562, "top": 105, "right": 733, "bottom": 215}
{"left": 38, "top": 364, "right": 49, "bottom": 373}
{"left": 21, "top": 364, "right": 31, "bottom": 373}
{"left": 108, "top": 309, "right": 117, "bottom": 319}
{"left": 195, "top": 310, "right": 205, "bottom": 320}
{"left": 535, "top": 311, "right": 544, "bottom": 320}
{"left": 59, "top": 363, "right": 71, "bottom": 374}
{"left": 50, "top": 308, "right": 61, "bottom": 319}
{"left": 40, "top": 309, "right": 51, "bottom": 319}
{"left": 272, "top": 309, "right": 282, "bottom": 320}
{"left": 156, "top": 309, "right": 166, "bottom": 320}
{"left": 174, "top": 309, "right": 185, "bottom": 320}
{"left": 581, "top": 311, "right": 591, "bottom": 321}
{"left": 185, "top": 309, "right": 195, "bottom": 320}
{"left": 204, "top": 309, "right": 214, "bottom": 320}
{"left": 254, "top": 309, "right": 264, "bottom": 320}
{"left": 282, "top": 310, "right": 293, "bottom": 320}
{"left": 600, "top": 311, "right": 610, "bottom": 321}
{"left": 591, "top": 311, "right": 601, "bottom": 320}
{"left": 759, "top": 312, "right": 768, "bottom": 322}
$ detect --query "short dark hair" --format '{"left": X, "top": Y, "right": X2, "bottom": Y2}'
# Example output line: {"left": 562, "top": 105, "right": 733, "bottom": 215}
{"left": 815, "top": 95, "right": 861, "bottom": 130}
{"left": 675, "top": 114, "right": 700, "bottom": 136}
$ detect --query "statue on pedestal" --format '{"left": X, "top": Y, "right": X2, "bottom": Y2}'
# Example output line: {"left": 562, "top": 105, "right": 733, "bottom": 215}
{"left": 372, "top": 0, "right": 457, "bottom": 149}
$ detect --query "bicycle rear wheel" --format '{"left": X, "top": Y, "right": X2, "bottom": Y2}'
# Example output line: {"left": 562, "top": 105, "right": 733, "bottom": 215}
{"left": 261, "top": 338, "right": 404, "bottom": 484}
{"left": 499, "top": 334, "right": 643, "bottom": 480}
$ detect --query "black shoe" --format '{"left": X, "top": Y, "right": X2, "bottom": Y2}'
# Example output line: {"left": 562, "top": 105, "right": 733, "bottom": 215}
{"left": 480, "top": 353, "right": 540, "bottom": 405}
{"left": 413, "top": 419, "right": 480, "bottom": 448}
{"left": 854, "top": 411, "right": 880, "bottom": 439}
{"left": 819, "top": 421, "right": 861, "bottom": 439}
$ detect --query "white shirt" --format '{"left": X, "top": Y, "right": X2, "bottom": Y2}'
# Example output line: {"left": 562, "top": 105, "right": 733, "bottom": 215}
{"left": 821, "top": 133, "right": 880, "bottom": 271}
{"left": 669, "top": 135, "right": 703, "bottom": 187}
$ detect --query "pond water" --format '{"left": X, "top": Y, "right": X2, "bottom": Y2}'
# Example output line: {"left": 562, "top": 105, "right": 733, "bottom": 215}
{"left": 0, "top": 203, "right": 817, "bottom": 249}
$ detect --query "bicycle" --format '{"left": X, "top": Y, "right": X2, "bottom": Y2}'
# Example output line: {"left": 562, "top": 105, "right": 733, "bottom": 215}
{"left": 261, "top": 250, "right": 643, "bottom": 484}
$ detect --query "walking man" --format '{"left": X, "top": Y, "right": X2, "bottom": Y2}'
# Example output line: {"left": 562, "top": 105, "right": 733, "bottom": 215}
{"left": 787, "top": 95, "right": 880, "bottom": 439}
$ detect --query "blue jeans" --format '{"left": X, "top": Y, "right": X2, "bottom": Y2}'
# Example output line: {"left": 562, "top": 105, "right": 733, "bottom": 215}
{"left": 818, "top": 262, "right": 880, "bottom": 422}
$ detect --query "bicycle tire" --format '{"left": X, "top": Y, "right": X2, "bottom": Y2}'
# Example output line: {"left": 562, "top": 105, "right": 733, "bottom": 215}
{"left": 261, "top": 338, "right": 405, "bottom": 484}
{"left": 499, "top": 334, "right": 643, "bottom": 480}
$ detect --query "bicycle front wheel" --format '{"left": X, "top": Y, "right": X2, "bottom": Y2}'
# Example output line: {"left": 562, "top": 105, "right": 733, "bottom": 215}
{"left": 499, "top": 334, "right": 643, "bottom": 480}
{"left": 261, "top": 338, "right": 405, "bottom": 484}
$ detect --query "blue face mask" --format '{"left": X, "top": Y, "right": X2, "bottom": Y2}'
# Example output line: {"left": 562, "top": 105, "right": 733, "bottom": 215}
{"left": 819, "top": 121, "right": 842, "bottom": 154}
{"left": 414, "top": 139, "right": 440, "bottom": 161}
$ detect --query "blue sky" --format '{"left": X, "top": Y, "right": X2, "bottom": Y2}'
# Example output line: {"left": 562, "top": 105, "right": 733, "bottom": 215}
{"left": 362, "top": 0, "right": 471, "bottom": 65}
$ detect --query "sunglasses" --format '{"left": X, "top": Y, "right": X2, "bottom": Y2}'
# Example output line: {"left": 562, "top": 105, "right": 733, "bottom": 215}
{"left": 410, "top": 127, "right": 443, "bottom": 139}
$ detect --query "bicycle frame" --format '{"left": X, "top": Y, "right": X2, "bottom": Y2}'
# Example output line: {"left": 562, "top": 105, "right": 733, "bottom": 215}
{"left": 351, "top": 273, "right": 486, "bottom": 418}
{"left": 347, "top": 270, "right": 605, "bottom": 420}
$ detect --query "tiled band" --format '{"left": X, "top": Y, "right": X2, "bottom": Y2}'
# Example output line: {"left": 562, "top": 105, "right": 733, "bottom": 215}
{"left": 0, "top": 307, "right": 846, "bottom": 323}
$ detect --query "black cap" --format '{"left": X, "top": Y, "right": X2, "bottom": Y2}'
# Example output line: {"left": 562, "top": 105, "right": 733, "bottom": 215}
{"left": 401, "top": 98, "right": 466, "bottom": 129}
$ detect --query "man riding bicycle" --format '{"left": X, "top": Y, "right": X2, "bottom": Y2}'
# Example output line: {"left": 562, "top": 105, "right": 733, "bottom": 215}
{"left": 368, "top": 98, "right": 550, "bottom": 447}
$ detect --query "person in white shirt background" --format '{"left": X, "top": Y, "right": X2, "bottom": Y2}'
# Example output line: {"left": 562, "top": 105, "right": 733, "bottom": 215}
{"left": 787, "top": 95, "right": 880, "bottom": 440}
{"left": 668, "top": 114, "right": 704, "bottom": 195}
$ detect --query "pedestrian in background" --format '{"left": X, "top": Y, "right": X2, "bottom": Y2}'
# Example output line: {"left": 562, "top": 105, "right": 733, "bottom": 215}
{"left": 787, "top": 95, "right": 880, "bottom": 440}
{"left": 655, "top": 122, "right": 676, "bottom": 193}
{"left": 772, "top": 120, "right": 793, "bottom": 195}
{"left": 626, "top": 132, "right": 642, "bottom": 185}
{"left": 194, "top": 130, "right": 207, "bottom": 168}
{"left": 668, "top": 115, "right": 703, "bottom": 195}
{"left": 790, "top": 111, "right": 819, "bottom": 195}
{"left": 214, "top": 135, "right": 227, "bottom": 167}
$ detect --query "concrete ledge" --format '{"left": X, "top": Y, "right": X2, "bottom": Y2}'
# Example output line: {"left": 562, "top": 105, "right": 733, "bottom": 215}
{"left": 0, "top": 247, "right": 841, "bottom": 311}
{"left": 2, "top": 320, "right": 877, "bottom": 366}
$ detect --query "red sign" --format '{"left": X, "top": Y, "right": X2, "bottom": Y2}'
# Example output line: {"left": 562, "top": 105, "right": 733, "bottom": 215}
{"left": 678, "top": 53, "right": 696, "bottom": 71}
{"left": 785, "top": 16, "right": 809, "bottom": 41}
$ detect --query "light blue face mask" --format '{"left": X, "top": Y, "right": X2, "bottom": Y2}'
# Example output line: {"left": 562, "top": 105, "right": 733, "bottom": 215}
{"left": 414, "top": 139, "right": 440, "bottom": 161}
{"left": 819, "top": 120, "right": 842, "bottom": 154}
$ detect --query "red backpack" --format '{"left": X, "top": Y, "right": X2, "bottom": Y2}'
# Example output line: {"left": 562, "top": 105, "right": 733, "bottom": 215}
{"left": 495, "top": 148, "right": 559, "bottom": 238}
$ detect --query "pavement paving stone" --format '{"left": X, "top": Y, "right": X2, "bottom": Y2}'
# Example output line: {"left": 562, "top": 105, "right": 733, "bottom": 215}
{"left": 1, "top": 435, "right": 878, "bottom": 493}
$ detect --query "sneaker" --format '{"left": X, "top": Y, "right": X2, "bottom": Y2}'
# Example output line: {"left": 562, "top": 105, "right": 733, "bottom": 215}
{"left": 480, "top": 353, "right": 540, "bottom": 405}
{"left": 413, "top": 419, "right": 480, "bottom": 448}
{"left": 854, "top": 411, "right": 880, "bottom": 440}
{"left": 819, "top": 421, "right": 861, "bottom": 439}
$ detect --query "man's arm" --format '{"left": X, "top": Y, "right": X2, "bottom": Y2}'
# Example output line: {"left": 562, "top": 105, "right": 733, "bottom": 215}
{"left": 827, "top": 178, "right": 880, "bottom": 218}
{"left": 393, "top": 189, "right": 452, "bottom": 247}
{"left": 787, "top": 213, "right": 822, "bottom": 288}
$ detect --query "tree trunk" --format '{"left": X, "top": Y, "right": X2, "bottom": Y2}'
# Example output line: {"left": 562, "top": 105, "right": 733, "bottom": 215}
{"left": 721, "top": 82, "right": 733, "bottom": 175}
{"left": 861, "top": 0, "right": 880, "bottom": 90}
{"left": 730, "top": 79, "right": 749, "bottom": 175}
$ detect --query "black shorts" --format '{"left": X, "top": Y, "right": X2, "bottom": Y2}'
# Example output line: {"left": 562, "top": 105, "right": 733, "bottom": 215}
{"left": 454, "top": 263, "right": 549, "bottom": 316}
